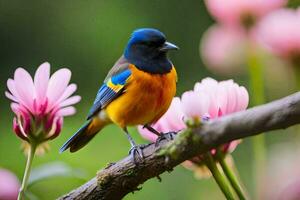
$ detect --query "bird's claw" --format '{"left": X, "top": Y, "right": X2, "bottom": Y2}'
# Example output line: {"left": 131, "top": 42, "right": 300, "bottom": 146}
{"left": 155, "top": 131, "right": 177, "bottom": 147}
{"left": 129, "top": 145, "right": 144, "bottom": 163}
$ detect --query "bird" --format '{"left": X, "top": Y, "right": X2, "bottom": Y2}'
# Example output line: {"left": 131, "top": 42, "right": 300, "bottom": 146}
{"left": 60, "top": 28, "right": 178, "bottom": 161}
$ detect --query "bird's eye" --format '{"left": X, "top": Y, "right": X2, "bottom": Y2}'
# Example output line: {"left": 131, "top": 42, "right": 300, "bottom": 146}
{"left": 146, "top": 41, "right": 164, "bottom": 48}
{"left": 138, "top": 41, "right": 154, "bottom": 48}
{"left": 138, "top": 39, "right": 165, "bottom": 48}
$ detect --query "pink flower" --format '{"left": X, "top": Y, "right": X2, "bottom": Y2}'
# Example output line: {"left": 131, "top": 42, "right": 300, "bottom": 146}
{"left": 138, "top": 78, "right": 249, "bottom": 177}
{"left": 205, "top": 0, "right": 287, "bottom": 29}
{"left": 200, "top": 25, "right": 247, "bottom": 76}
{"left": 0, "top": 168, "right": 20, "bottom": 200}
{"left": 261, "top": 144, "right": 300, "bottom": 200}
{"left": 138, "top": 97, "right": 186, "bottom": 142}
{"left": 186, "top": 78, "right": 249, "bottom": 119}
{"left": 5, "top": 62, "right": 81, "bottom": 143}
{"left": 255, "top": 8, "right": 300, "bottom": 65}
{"left": 182, "top": 78, "right": 248, "bottom": 176}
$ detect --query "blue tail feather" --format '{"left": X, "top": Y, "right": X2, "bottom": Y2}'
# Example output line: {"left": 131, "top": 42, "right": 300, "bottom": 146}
{"left": 59, "top": 120, "right": 92, "bottom": 153}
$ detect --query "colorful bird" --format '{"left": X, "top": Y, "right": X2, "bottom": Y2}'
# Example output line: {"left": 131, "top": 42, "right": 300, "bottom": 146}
{"left": 60, "top": 28, "right": 178, "bottom": 160}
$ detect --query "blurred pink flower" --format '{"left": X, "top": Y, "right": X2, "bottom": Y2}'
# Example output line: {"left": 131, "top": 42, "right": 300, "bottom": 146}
{"left": 201, "top": 25, "right": 247, "bottom": 76}
{"left": 5, "top": 62, "right": 81, "bottom": 143}
{"left": 138, "top": 78, "right": 248, "bottom": 177}
{"left": 0, "top": 168, "right": 20, "bottom": 200}
{"left": 261, "top": 144, "right": 300, "bottom": 200}
{"left": 255, "top": 8, "right": 300, "bottom": 65}
{"left": 205, "top": 0, "right": 286, "bottom": 29}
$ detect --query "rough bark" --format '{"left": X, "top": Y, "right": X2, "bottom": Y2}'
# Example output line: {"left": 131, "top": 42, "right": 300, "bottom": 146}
{"left": 59, "top": 92, "right": 300, "bottom": 200}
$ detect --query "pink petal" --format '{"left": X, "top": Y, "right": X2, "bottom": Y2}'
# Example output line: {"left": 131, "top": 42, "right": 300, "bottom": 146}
{"left": 168, "top": 97, "right": 182, "bottom": 116}
{"left": 156, "top": 97, "right": 186, "bottom": 132}
{"left": 46, "top": 68, "right": 71, "bottom": 108}
{"left": 194, "top": 78, "right": 218, "bottom": 93}
{"left": 231, "top": 84, "right": 242, "bottom": 113}
{"left": 52, "top": 117, "right": 63, "bottom": 139}
{"left": 6, "top": 79, "right": 19, "bottom": 99}
{"left": 5, "top": 91, "right": 18, "bottom": 102}
{"left": 181, "top": 91, "right": 210, "bottom": 119}
{"left": 193, "top": 78, "right": 249, "bottom": 118}
{"left": 236, "top": 86, "right": 249, "bottom": 111}
{"left": 7, "top": 79, "right": 28, "bottom": 108}
{"left": 228, "top": 140, "right": 241, "bottom": 153}
{"left": 45, "top": 116, "right": 63, "bottom": 140}
{"left": 57, "top": 106, "right": 76, "bottom": 116}
{"left": 60, "top": 96, "right": 81, "bottom": 107}
{"left": 195, "top": 78, "right": 219, "bottom": 112}
{"left": 34, "top": 62, "right": 50, "bottom": 104}
{"left": 55, "top": 84, "right": 78, "bottom": 104}
{"left": 213, "top": 85, "right": 229, "bottom": 118}
{"left": 225, "top": 82, "right": 238, "bottom": 114}
{"left": 10, "top": 103, "right": 19, "bottom": 114}
{"left": 14, "top": 68, "right": 35, "bottom": 112}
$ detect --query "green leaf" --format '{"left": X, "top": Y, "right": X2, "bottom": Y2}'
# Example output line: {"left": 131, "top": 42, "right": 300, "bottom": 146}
{"left": 28, "top": 161, "right": 87, "bottom": 187}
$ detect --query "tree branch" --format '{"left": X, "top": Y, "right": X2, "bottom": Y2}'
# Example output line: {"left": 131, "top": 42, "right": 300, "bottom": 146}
{"left": 59, "top": 92, "right": 300, "bottom": 200}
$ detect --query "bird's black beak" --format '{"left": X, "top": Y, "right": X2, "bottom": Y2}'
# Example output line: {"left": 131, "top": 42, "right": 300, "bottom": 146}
{"left": 160, "top": 41, "right": 179, "bottom": 51}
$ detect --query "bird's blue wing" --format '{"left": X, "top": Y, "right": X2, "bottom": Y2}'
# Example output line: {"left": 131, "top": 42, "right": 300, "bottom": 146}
{"left": 87, "top": 60, "right": 132, "bottom": 120}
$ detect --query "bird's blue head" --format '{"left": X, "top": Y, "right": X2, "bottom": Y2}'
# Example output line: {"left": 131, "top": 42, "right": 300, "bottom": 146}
{"left": 124, "top": 28, "right": 179, "bottom": 74}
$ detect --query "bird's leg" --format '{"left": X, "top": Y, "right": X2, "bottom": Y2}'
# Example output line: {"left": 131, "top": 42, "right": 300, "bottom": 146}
{"left": 143, "top": 124, "right": 177, "bottom": 146}
{"left": 123, "top": 127, "right": 144, "bottom": 163}
{"left": 143, "top": 124, "right": 160, "bottom": 136}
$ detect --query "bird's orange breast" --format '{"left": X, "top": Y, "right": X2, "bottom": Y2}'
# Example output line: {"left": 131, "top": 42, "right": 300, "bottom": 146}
{"left": 105, "top": 64, "right": 177, "bottom": 128}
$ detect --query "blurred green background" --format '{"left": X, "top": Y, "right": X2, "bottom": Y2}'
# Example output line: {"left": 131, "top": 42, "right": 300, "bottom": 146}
{"left": 0, "top": 1, "right": 299, "bottom": 199}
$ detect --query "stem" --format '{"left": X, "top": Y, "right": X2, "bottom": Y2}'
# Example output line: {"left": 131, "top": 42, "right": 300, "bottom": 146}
{"left": 294, "top": 66, "right": 300, "bottom": 90}
{"left": 246, "top": 41, "right": 266, "bottom": 198}
{"left": 204, "top": 153, "right": 235, "bottom": 200}
{"left": 216, "top": 151, "right": 247, "bottom": 200}
{"left": 18, "top": 142, "right": 37, "bottom": 200}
